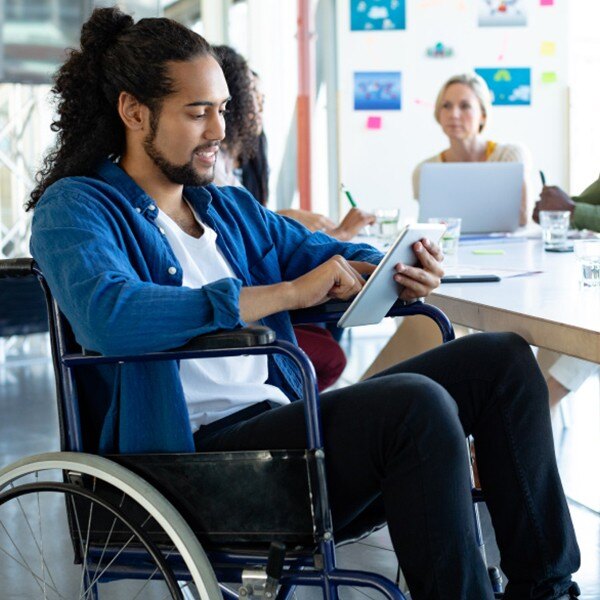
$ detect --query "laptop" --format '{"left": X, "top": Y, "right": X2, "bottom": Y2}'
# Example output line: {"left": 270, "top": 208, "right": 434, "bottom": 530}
{"left": 418, "top": 162, "right": 524, "bottom": 234}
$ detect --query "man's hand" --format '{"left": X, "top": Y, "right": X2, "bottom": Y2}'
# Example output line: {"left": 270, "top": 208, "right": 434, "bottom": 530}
{"left": 532, "top": 186, "right": 575, "bottom": 224}
{"left": 393, "top": 238, "right": 444, "bottom": 301}
{"left": 288, "top": 255, "right": 371, "bottom": 308}
{"left": 239, "top": 258, "right": 375, "bottom": 322}
{"left": 330, "top": 208, "right": 376, "bottom": 241}
{"left": 278, "top": 208, "right": 336, "bottom": 232}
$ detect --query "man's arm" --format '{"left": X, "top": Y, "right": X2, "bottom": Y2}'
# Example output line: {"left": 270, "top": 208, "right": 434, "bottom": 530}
{"left": 239, "top": 256, "right": 368, "bottom": 321}
{"left": 31, "top": 193, "right": 247, "bottom": 356}
{"left": 259, "top": 204, "right": 444, "bottom": 302}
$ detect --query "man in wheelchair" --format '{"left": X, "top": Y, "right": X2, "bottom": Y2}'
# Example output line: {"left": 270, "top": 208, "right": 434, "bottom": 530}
{"left": 26, "top": 7, "right": 580, "bottom": 600}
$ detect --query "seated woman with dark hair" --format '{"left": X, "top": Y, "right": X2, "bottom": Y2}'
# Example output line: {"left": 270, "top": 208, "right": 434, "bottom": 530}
{"left": 212, "top": 45, "right": 364, "bottom": 390}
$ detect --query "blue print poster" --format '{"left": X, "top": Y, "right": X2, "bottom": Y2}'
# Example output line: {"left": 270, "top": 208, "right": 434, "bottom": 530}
{"left": 351, "top": 0, "right": 406, "bottom": 31}
{"left": 354, "top": 72, "right": 402, "bottom": 111}
{"left": 475, "top": 68, "right": 531, "bottom": 106}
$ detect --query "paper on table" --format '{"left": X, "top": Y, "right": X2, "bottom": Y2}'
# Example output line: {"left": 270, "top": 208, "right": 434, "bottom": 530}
{"left": 459, "top": 233, "right": 527, "bottom": 245}
{"left": 443, "top": 264, "right": 543, "bottom": 278}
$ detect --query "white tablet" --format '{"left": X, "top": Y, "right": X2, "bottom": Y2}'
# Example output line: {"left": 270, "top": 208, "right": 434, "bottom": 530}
{"left": 337, "top": 223, "right": 446, "bottom": 328}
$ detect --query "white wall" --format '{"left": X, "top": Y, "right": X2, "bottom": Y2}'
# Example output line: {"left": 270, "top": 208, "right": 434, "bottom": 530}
{"left": 568, "top": 0, "right": 600, "bottom": 195}
{"left": 227, "top": 0, "right": 299, "bottom": 211}
{"left": 336, "top": 0, "right": 569, "bottom": 220}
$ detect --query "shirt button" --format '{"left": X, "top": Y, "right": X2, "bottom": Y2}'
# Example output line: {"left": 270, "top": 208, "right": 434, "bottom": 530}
{"left": 135, "top": 207, "right": 141, "bottom": 213}
{"left": 148, "top": 204, "right": 156, "bottom": 211}
{"left": 168, "top": 266, "right": 177, "bottom": 275}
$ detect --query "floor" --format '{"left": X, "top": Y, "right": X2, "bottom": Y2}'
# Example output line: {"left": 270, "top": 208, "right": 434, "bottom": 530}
{"left": 0, "top": 329, "right": 598, "bottom": 599}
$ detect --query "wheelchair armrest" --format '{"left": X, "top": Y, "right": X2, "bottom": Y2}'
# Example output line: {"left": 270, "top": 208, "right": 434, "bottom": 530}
{"left": 290, "top": 298, "right": 455, "bottom": 343}
{"left": 74, "top": 326, "right": 277, "bottom": 363}
{"left": 0, "top": 257, "right": 36, "bottom": 279}
{"left": 173, "top": 326, "right": 275, "bottom": 351}
{"left": 289, "top": 298, "right": 412, "bottom": 324}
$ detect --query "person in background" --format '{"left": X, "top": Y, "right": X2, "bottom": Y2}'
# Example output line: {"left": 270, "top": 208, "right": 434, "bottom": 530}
{"left": 364, "top": 73, "right": 534, "bottom": 380}
{"left": 413, "top": 72, "right": 531, "bottom": 227}
{"left": 533, "top": 178, "right": 600, "bottom": 411}
{"left": 533, "top": 178, "right": 600, "bottom": 231}
{"left": 212, "top": 46, "right": 375, "bottom": 241}
{"left": 212, "top": 45, "right": 353, "bottom": 390}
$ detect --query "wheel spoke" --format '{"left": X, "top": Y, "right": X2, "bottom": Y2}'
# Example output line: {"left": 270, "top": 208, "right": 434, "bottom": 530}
{"left": 88, "top": 488, "right": 127, "bottom": 589}
{"left": 130, "top": 546, "right": 176, "bottom": 600}
{"left": 81, "top": 514, "right": 152, "bottom": 596}
{"left": 36, "top": 476, "right": 48, "bottom": 600}
{"left": 69, "top": 493, "right": 93, "bottom": 600}
{"left": 9, "top": 481, "right": 60, "bottom": 592}
{"left": 0, "top": 542, "right": 67, "bottom": 599}
{"left": 78, "top": 480, "right": 97, "bottom": 600}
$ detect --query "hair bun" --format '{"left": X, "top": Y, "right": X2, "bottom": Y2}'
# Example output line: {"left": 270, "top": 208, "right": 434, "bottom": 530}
{"left": 80, "top": 7, "right": 133, "bottom": 56}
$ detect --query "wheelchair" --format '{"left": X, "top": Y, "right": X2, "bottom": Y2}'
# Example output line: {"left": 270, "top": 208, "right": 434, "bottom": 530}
{"left": 0, "top": 257, "right": 503, "bottom": 599}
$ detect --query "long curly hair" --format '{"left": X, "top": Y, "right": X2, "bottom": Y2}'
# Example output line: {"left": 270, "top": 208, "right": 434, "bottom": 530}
{"left": 26, "top": 7, "right": 213, "bottom": 211}
{"left": 212, "top": 45, "right": 259, "bottom": 163}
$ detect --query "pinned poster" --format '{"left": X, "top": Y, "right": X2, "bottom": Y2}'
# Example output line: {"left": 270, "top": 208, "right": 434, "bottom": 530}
{"left": 540, "top": 0, "right": 554, "bottom": 5}
{"left": 478, "top": 0, "right": 527, "bottom": 27}
{"left": 366, "top": 116, "right": 383, "bottom": 129}
{"left": 541, "top": 71, "right": 558, "bottom": 84}
{"left": 475, "top": 68, "right": 531, "bottom": 106}
{"left": 351, "top": 0, "right": 406, "bottom": 31}
{"left": 354, "top": 72, "right": 402, "bottom": 110}
{"left": 540, "top": 41, "right": 556, "bottom": 57}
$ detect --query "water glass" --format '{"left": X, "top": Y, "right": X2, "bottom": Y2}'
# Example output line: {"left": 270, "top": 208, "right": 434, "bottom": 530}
{"left": 539, "top": 210, "right": 571, "bottom": 250}
{"left": 427, "top": 217, "right": 462, "bottom": 262}
{"left": 574, "top": 239, "right": 600, "bottom": 287}
{"left": 374, "top": 209, "right": 400, "bottom": 245}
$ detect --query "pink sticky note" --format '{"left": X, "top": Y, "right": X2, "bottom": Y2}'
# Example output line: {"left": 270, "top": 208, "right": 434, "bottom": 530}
{"left": 366, "top": 116, "right": 382, "bottom": 130}
{"left": 540, "top": 0, "right": 554, "bottom": 6}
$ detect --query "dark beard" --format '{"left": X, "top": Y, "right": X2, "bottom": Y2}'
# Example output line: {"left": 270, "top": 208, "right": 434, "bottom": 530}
{"left": 143, "top": 116, "right": 215, "bottom": 187}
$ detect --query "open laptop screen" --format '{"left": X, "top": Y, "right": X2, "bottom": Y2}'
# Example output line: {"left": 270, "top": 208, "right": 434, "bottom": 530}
{"left": 418, "top": 162, "right": 524, "bottom": 234}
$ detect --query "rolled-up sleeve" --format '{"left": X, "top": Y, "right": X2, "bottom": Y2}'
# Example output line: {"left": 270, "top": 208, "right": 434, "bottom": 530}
{"left": 31, "top": 190, "right": 245, "bottom": 356}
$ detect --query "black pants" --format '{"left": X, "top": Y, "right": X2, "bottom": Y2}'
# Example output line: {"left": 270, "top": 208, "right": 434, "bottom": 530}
{"left": 194, "top": 332, "right": 580, "bottom": 600}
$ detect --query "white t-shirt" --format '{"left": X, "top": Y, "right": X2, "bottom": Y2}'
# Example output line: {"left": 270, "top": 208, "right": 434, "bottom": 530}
{"left": 155, "top": 206, "right": 289, "bottom": 432}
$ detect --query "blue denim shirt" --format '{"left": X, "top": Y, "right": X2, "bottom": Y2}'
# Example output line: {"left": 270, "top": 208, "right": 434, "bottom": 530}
{"left": 31, "top": 159, "right": 383, "bottom": 453}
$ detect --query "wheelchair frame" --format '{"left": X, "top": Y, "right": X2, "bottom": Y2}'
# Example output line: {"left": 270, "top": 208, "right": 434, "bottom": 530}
{"left": 0, "top": 257, "right": 499, "bottom": 600}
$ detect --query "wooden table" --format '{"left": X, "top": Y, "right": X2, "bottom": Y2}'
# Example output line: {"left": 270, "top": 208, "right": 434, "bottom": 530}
{"left": 428, "top": 239, "right": 600, "bottom": 363}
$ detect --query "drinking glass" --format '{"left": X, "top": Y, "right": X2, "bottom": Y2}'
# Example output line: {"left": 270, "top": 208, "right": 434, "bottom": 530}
{"left": 427, "top": 217, "right": 462, "bottom": 263}
{"left": 574, "top": 238, "right": 600, "bottom": 287}
{"left": 374, "top": 209, "right": 400, "bottom": 246}
{"left": 539, "top": 210, "right": 570, "bottom": 250}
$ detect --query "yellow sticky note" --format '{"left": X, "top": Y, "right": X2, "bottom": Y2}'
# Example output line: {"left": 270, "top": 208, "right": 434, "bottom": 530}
{"left": 541, "top": 41, "right": 556, "bottom": 57}
{"left": 541, "top": 71, "right": 558, "bottom": 84}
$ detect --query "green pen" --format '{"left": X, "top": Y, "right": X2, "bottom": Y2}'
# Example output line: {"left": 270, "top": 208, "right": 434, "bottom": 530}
{"left": 341, "top": 183, "right": 357, "bottom": 208}
{"left": 472, "top": 249, "right": 505, "bottom": 255}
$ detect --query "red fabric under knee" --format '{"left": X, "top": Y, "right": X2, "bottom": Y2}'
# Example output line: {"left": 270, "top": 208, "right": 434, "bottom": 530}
{"left": 293, "top": 324, "right": 347, "bottom": 391}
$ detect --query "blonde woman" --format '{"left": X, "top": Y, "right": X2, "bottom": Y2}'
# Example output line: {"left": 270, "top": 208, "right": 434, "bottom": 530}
{"left": 363, "top": 73, "right": 532, "bottom": 380}
{"left": 413, "top": 73, "right": 531, "bottom": 226}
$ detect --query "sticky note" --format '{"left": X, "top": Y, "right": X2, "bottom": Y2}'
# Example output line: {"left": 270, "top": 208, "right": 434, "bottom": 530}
{"left": 541, "top": 71, "right": 558, "bottom": 84}
{"left": 540, "top": 41, "right": 556, "bottom": 57}
{"left": 540, "top": 0, "right": 554, "bottom": 5}
{"left": 472, "top": 249, "right": 505, "bottom": 255}
{"left": 366, "top": 116, "right": 382, "bottom": 130}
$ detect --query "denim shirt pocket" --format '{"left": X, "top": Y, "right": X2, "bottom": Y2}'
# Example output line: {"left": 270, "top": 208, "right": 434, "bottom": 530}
{"left": 248, "top": 244, "right": 280, "bottom": 285}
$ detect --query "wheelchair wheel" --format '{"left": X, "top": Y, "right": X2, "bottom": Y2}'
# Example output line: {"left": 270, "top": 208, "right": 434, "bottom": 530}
{"left": 0, "top": 452, "right": 221, "bottom": 599}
